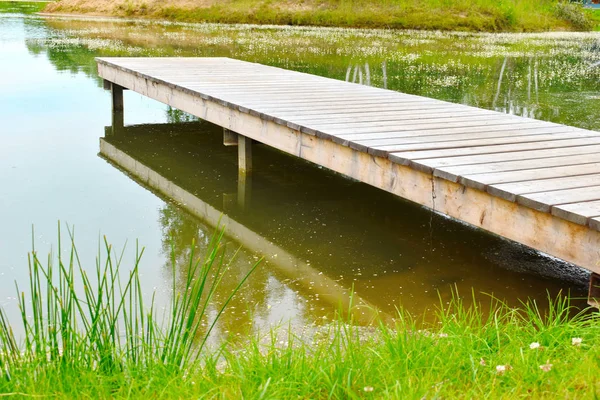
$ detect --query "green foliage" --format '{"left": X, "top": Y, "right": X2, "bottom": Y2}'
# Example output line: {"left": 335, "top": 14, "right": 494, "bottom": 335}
{"left": 0, "top": 1, "right": 48, "bottom": 14}
{"left": 554, "top": 1, "right": 594, "bottom": 30}
{"left": 1, "top": 237, "right": 599, "bottom": 398}
{"left": 2, "top": 289, "right": 600, "bottom": 397}
{"left": 42, "top": 0, "right": 598, "bottom": 32}
{"left": 0, "top": 224, "right": 258, "bottom": 391}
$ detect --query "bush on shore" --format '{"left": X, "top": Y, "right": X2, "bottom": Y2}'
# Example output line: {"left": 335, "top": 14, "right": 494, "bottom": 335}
{"left": 42, "top": 0, "right": 596, "bottom": 32}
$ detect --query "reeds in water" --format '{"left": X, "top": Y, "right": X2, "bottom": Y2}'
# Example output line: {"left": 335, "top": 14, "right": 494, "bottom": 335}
{"left": 0, "top": 225, "right": 258, "bottom": 377}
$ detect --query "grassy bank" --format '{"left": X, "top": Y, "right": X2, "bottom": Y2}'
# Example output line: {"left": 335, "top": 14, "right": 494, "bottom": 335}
{"left": 1, "top": 231, "right": 600, "bottom": 398}
{"left": 41, "top": 0, "right": 596, "bottom": 32}
{"left": 0, "top": 1, "right": 47, "bottom": 13}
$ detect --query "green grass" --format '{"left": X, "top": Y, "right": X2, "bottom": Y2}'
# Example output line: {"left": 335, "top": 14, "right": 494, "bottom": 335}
{"left": 1, "top": 228, "right": 600, "bottom": 398}
{"left": 42, "top": 0, "right": 597, "bottom": 32}
{"left": 587, "top": 8, "right": 600, "bottom": 31}
{"left": 0, "top": 225, "right": 258, "bottom": 396}
{"left": 0, "top": 1, "right": 49, "bottom": 14}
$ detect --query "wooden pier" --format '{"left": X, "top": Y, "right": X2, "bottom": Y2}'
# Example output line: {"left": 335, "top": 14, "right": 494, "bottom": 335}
{"left": 97, "top": 57, "right": 600, "bottom": 285}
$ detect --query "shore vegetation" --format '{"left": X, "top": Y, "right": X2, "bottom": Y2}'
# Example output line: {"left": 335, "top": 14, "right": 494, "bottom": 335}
{"left": 0, "top": 229, "right": 599, "bottom": 398}
{"left": 42, "top": 0, "right": 597, "bottom": 32}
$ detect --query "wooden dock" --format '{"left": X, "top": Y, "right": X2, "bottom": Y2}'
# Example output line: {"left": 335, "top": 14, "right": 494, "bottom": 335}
{"left": 97, "top": 57, "right": 600, "bottom": 284}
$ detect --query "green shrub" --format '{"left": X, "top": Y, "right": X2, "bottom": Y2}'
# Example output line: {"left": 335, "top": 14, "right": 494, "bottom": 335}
{"left": 554, "top": 1, "right": 594, "bottom": 30}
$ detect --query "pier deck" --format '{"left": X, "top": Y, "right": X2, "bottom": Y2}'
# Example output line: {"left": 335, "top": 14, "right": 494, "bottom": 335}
{"left": 97, "top": 57, "right": 600, "bottom": 276}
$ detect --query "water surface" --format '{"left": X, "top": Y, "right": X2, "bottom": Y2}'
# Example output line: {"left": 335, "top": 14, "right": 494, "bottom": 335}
{"left": 1, "top": 5, "right": 599, "bottom": 338}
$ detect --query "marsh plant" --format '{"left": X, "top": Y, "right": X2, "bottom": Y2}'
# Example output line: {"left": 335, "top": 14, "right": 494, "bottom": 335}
{"left": 1, "top": 228, "right": 600, "bottom": 397}
{"left": 0, "top": 225, "right": 257, "bottom": 381}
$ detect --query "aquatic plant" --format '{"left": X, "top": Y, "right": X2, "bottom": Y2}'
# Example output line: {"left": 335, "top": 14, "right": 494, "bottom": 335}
{"left": 0, "top": 224, "right": 258, "bottom": 377}
{"left": 1, "top": 280, "right": 599, "bottom": 397}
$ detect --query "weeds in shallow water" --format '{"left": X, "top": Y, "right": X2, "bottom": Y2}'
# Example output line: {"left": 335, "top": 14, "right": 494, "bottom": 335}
{"left": 0, "top": 224, "right": 258, "bottom": 379}
{"left": 1, "top": 228, "right": 600, "bottom": 397}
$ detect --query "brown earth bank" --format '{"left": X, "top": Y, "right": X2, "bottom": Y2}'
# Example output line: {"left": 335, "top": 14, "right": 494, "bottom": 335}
{"left": 42, "top": 0, "right": 596, "bottom": 32}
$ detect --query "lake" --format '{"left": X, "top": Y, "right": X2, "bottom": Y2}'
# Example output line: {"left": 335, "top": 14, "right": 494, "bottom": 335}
{"left": 1, "top": 2, "right": 599, "bottom": 339}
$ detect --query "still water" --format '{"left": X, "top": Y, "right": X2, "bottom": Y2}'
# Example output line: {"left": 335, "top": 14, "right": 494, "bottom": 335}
{"left": 1, "top": 4, "right": 600, "bottom": 337}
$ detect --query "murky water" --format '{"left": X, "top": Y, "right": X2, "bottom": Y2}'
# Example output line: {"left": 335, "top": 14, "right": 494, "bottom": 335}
{"left": 2, "top": 4, "right": 599, "bottom": 338}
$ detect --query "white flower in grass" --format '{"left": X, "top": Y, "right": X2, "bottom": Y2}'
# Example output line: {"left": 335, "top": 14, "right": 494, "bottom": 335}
{"left": 479, "top": 358, "right": 486, "bottom": 366}
{"left": 363, "top": 386, "right": 374, "bottom": 392}
{"left": 572, "top": 337, "right": 583, "bottom": 346}
{"left": 529, "top": 342, "right": 541, "bottom": 349}
{"left": 496, "top": 365, "right": 512, "bottom": 375}
{"left": 540, "top": 362, "right": 553, "bottom": 372}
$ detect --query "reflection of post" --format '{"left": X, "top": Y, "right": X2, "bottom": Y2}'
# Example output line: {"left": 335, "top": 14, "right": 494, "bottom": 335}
{"left": 111, "top": 82, "right": 124, "bottom": 134}
{"left": 492, "top": 57, "right": 507, "bottom": 109}
{"left": 238, "top": 135, "right": 252, "bottom": 173}
{"left": 237, "top": 135, "right": 253, "bottom": 208}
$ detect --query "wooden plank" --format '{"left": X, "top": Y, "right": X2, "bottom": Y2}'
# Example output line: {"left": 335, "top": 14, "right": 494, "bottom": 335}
{"left": 283, "top": 112, "right": 504, "bottom": 130}
{"left": 517, "top": 186, "right": 600, "bottom": 213}
{"left": 227, "top": 99, "right": 440, "bottom": 117}
{"left": 348, "top": 129, "right": 580, "bottom": 152}
{"left": 369, "top": 131, "right": 592, "bottom": 155}
{"left": 389, "top": 136, "right": 600, "bottom": 163}
{"left": 271, "top": 104, "right": 472, "bottom": 118}
{"left": 435, "top": 153, "right": 600, "bottom": 183}
{"left": 281, "top": 112, "right": 496, "bottom": 131}
{"left": 552, "top": 200, "right": 600, "bottom": 226}
{"left": 316, "top": 120, "right": 546, "bottom": 139}
{"left": 195, "top": 85, "right": 409, "bottom": 95}
{"left": 282, "top": 108, "right": 486, "bottom": 122}
{"left": 412, "top": 144, "right": 600, "bottom": 171}
{"left": 338, "top": 123, "right": 570, "bottom": 141}
{"left": 488, "top": 174, "right": 600, "bottom": 202}
{"left": 286, "top": 110, "right": 487, "bottom": 125}
{"left": 590, "top": 217, "right": 600, "bottom": 232}
{"left": 235, "top": 97, "right": 436, "bottom": 110}
{"left": 296, "top": 115, "right": 526, "bottom": 132}
{"left": 289, "top": 109, "right": 497, "bottom": 121}
{"left": 460, "top": 163, "right": 600, "bottom": 191}
{"left": 240, "top": 99, "right": 439, "bottom": 114}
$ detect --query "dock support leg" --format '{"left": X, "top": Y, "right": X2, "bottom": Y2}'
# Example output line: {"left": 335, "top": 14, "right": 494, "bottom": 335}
{"left": 237, "top": 135, "right": 253, "bottom": 209}
{"left": 111, "top": 83, "right": 124, "bottom": 133}
{"left": 238, "top": 135, "right": 253, "bottom": 174}
{"left": 103, "top": 79, "right": 125, "bottom": 135}
{"left": 588, "top": 272, "right": 600, "bottom": 308}
{"left": 223, "top": 128, "right": 238, "bottom": 146}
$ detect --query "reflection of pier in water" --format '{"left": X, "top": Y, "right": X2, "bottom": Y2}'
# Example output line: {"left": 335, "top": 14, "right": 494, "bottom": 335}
{"left": 101, "top": 122, "right": 385, "bottom": 325}
{"left": 100, "top": 121, "right": 588, "bottom": 319}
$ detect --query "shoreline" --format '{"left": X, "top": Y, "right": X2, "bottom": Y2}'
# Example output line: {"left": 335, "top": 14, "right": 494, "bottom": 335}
{"left": 39, "top": 0, "right": 597, "bottom": 32}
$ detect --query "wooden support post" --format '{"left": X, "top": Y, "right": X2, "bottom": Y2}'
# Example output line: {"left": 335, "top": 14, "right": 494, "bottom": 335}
{"left": 110, "top": 82, "right": 124, "bottom": 134}
{"left": 237, "top": 135, "right": 253, "bottom": 208}
{"left": 238, "top": 135, "right": 252, "bottom": 174}
{"left": 588, "top": 272, "right": 600, "bottom": 309}
{"left": 223, "top": 128, "right": 238, "bottom": 146}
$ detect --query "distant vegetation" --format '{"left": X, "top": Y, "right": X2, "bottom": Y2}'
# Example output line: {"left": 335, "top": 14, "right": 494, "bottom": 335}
{"left": 0, "top": 1, "right": 47, "bottom": 14}
{"left": 42, "top": 0, "right": 597, "bottom": 31}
